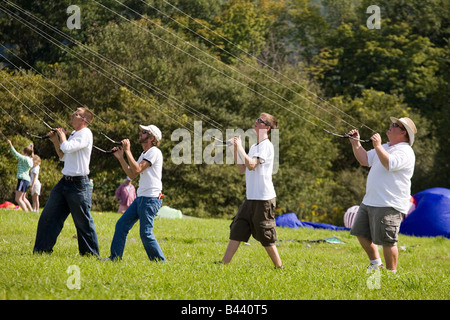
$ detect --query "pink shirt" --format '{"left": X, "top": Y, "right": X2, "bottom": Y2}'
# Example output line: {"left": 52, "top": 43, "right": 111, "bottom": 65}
{"left": 115, "top": 183, "right": 136, "bottom": 207}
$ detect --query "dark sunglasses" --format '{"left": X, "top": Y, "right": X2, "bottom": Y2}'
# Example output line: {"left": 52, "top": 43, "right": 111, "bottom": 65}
{"left": 140, "top": 130, "right": 149, "bottom": 134}
{"left": 257, "top": 118, "right": 270, "bottom": 126}
{"left": 73, "top": 112, "right": 85, "bottom": 118}
{"left": 392, "top": 122, "right": 405, "bottom": 130}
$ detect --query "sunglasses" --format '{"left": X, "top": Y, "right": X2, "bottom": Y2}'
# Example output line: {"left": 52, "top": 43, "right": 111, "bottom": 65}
{"left": 140, "top": 130, "right": 150, "bottom": 134}
{"left": 392, "top": 122, "right": 405, "bottom": 130}
{"left": 257, "top": 118, "right": 270, "bottom": 126}
{"left": 73, "top": 112, "right": 85, "bottom": 118}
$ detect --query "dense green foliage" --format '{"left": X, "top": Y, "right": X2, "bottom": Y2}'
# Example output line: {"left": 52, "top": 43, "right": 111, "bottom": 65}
{"left": 0, "top": 0, "right": 448, "bottom": 223}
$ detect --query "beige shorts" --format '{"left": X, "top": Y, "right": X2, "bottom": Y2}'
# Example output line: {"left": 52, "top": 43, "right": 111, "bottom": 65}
{"left": 350, "top": 203, "right": 403, "bottom": 246}
{"left": 229, "top": 198, "right": 277, "bottom": 247}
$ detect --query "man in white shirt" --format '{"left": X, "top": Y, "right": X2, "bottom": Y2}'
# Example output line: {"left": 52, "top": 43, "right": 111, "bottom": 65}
{"left": 106, "top": 124, "right": 165, "bottom": 262}
{"left": 217, "top": 113, "right": 283, "bottom": 269}
{"left": 33, "top": 108, "right": 100, "bottom": 257}
{"left": 348, "top": 117, "right": 417, "bottom": 272}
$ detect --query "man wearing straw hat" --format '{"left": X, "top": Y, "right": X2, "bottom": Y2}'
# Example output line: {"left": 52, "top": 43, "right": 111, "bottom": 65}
{"left": 348, "top": 117, "right": 417, "bottom": 273}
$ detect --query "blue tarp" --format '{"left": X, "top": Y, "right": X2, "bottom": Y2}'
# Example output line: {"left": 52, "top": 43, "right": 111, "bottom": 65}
{"left": 276, "top": 212, "right": 350, "bottom": 231}
{"left": 400, "top": 187, "right": 450, "bottom": 238}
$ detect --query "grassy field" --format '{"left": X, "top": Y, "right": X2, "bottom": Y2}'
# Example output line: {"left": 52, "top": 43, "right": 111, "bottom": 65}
{"left": 0, "top": 208, "right": 449, "bottom": 300}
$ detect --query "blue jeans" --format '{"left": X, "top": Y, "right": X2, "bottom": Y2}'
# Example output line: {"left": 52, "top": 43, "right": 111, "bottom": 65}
{"left": 33, "top": 177, "right": 100, "bottom": 256}
{"left": 110, "top": 197, "right": 165, "bottom": 262}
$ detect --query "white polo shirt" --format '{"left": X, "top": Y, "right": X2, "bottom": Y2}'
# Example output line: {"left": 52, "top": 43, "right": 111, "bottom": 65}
{"left": 363, "top": 142, "right": 415, "bottom": 214}
{"left": 245, "top": 139, "right": 276, "bottom": 200}
{"left": 137, "top": 146, "right": 163, "bottom": 197}
{"left": 60, "top": 127, "right": 93, "bottom": 176}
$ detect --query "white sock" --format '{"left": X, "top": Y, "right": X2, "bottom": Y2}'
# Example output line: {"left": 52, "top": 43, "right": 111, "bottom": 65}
{"left": 370, "top": 258, "right": 382, "bottom": 265}
{"left": 388, "top": 269, "right": 397, "bottom": 274}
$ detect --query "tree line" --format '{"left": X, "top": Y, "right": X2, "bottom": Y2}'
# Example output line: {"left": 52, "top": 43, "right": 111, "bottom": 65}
{"left": 0, "top": 0, "right": 448, "bottom": 224}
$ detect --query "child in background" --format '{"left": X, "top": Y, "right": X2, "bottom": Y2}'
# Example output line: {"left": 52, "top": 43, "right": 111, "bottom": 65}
{"left": 30, "top": 155, "right": 41, "bottom": 212}
{"left": 8, "top": 140, "right": 33, "bottom": 211}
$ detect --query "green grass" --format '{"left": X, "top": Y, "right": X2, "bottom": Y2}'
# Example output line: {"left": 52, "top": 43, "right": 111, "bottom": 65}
{"left": 0, "top": 209, "right": 449, "bottom": 300}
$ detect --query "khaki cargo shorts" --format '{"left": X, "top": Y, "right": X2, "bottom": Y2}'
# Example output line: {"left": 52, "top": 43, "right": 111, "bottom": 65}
{"left": 229, "top": 198, "right": 277, "bottom": 247}
{"left": 350, "top": 203, "right": 403, "bottom": 246}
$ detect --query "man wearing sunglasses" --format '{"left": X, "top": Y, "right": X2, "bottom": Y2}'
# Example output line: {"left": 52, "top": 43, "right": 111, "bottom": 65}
{"left": 34, "top": 107, "right": 100, "bottom": 257}
{"left": 105, "top": 124, "right": 165, "bottom": 262}
{"left": 347, "top": 117, "right": 417, "bottom": 273}
{"left": 218, "top": 113, "right": 283, "bottom": 269}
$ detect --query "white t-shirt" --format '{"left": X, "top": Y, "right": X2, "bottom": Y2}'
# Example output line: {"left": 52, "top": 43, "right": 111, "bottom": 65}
{"left": 137, "top": 147, "right": 163, "bottom": 197}
{"left": 363, "top": 142, "right": 415, "bottom": 214}
{"left": 245, "top": 139, "right": 276, "bottom": 200}
{"left": 30, "top": 165, "right": 40, "bottom": 182}
{"left": 60, "top": 127, "right": 93, "bottom": 176}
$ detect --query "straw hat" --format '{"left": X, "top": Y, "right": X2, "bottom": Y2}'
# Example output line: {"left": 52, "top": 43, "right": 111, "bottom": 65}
{"left": 390, "top": 117, "right": 417, "bottom": 146}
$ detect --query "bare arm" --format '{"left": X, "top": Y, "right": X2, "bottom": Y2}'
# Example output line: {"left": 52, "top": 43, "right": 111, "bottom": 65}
{"left": 30, "top": 170, "right": 37, "bottom": 189}
{"left": 229, "top": 136, "right": 260, "bottom": 173}
{"left": 371, "top": 133, "right": 389, "bottom": 170}
{"left": 232, "top": 144, "right": 246, "bottom": 174}
{"left": 113, "top": 139, "right": 151, "bottom": 179}
{"left": 348, "top": 129, "right": 369, "bottom": 167}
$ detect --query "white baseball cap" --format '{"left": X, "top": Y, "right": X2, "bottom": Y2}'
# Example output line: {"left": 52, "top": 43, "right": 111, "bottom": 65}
{"left": 139, "top": 124, "right": 162, "bottom": 142}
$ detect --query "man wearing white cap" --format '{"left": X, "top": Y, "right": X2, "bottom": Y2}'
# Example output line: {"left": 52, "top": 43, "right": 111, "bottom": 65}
{"left": 105, "top": 124, "right": 165, "bottom": 262}
{"left": 347, "top": 117, "right": 417, "bottom": 272}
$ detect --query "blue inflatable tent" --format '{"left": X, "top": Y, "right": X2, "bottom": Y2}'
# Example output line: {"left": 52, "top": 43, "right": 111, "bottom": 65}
{"left": 275, "top": 212, "right": 349, "bottom": 231}
{"left": 400, "top": 188, "right": 450, "bottom": 238}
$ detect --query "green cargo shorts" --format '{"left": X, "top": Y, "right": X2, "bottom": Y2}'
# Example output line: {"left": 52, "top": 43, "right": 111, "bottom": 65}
{"left": 350, "top": 203, "right": 403, "bottom": 246}
{"left": 229, "top": 198, "right": 277, "bottom": 247}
